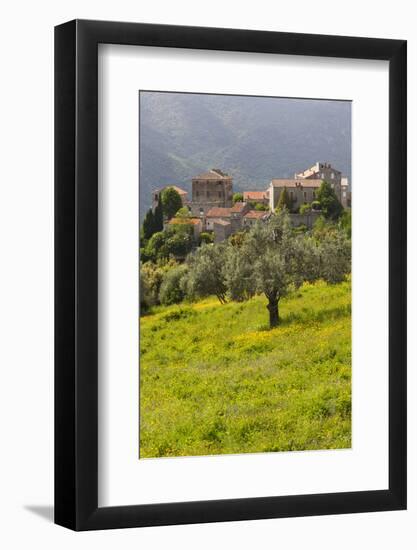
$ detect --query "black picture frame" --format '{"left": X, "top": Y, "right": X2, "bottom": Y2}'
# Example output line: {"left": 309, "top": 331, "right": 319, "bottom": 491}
{"left": 55, "top": 19, "right": 407, "bottom": 531}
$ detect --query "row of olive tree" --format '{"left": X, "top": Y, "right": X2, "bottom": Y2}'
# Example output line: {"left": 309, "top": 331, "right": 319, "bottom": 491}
{"left": 184, "top": 210, "right": 350, "bottom": 327}
{"left": 140, "top": 210, "right": 351, "bottom": 327}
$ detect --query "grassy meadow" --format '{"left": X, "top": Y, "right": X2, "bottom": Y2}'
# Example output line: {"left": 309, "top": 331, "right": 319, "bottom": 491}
{"left": 139, "top": 279, "right": 351, "bottom": 458}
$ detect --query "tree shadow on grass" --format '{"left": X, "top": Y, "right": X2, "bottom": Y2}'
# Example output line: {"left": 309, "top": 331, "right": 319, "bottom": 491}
{"left": 280, "top": 304, "right": 351, "bottom": 327}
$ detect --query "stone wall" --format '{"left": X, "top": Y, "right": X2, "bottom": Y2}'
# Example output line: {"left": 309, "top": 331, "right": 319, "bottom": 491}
{"left": 191, "top": 178, "right": 233, "bottom": 216}
{"left": 289, "top": 211, "right": 321, "bottom": 229}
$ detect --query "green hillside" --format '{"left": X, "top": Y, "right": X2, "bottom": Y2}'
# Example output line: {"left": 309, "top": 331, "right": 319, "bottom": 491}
{"left": 139, "top": 92, "right": 351, "bottom": 219}
{"left": 140, "top": 279, "right": 351, "bottom": 458}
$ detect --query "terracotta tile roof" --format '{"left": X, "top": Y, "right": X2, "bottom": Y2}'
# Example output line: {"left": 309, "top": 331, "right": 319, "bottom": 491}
{"left": 243, "top": 191, "right": 269, "bottom": 201}
{"left": 206, "top": 207, "right": 232, "bottom": 217}
{"left": 168, "top": 217, "right": 201, "bottom": 225}
{"left": 154, "top": 185, "right": 188, "bottom": 195}
{"left": 270, "top": 179, "right": 323, "bottom": 188}
{"left": 244, "top": 210, "right": 270, "bottom": 219}
{"left": 193, "top": 169, "right": 231, "bottom": 180}
{"left": 230, "top": 202, "right": 247, "bottom": 213}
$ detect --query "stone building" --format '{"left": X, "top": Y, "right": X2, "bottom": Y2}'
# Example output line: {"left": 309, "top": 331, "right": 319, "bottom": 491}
{"left": 341, "top": 177, "right": 351, "bottom": 208}
{"left": 213, "top": 220, "right": 232, "bottom": 243}
{"left": 205, "top": 202, "right": 249, "bottom": 232}
{"left": 295, "top": 162, "right": 342, "bottom": 200}
{"left": 190, "top": 168, "right": 233, "bottom": 216}
{"left": 268, "top": 179, "right": 323, "bottom": 212}
{"left": 152, "top": 185, "right": 188, "bottom": 211}
{"left": 243, "top": 210, "right": 271, "bottom": 228}
{"left": 205, "top": 207, "right": 232, "bottom": 231}
{"left": 243, "top": 190, "right": 269, "bottom": 206}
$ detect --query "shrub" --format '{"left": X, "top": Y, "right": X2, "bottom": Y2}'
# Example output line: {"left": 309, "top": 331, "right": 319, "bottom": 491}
{"left": 254, "top": 202, "right": 268, "bottom": 211}
{"left": 317, "top": 181, "right": 343, "bottom": 220}
{"left": 299, "top": 203, "right": 311, "bottom": 215}
{"left": 159, "top": 264, "right": 189, "bottom": 305}
{"left": 145, "top": 226, "right": 193, "bottom": 261}
{"left": 176, "top": 206, "right": 191, "bottom": 218}
{"left": 199, "top": 232, "right": 214, "bottom": 245}
{"left": 140, "top": 260, "right": 177, "bottom": 311}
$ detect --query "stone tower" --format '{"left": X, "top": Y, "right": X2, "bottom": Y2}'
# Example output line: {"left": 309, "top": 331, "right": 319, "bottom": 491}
{"left": 190, "top": 169, "right": 233, "bottom": 216}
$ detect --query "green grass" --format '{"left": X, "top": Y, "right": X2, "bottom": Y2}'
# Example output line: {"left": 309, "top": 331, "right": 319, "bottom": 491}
{"left": 140, "top": 279, "right": 351, "bottom": 458}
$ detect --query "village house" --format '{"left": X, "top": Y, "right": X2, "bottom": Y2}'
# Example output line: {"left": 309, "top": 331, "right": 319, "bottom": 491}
{"left": 205, "top": 202, "right": 250, "bottom": 232}
{"left": 190, "top": 169, "right": 233, "bottom": 217}
{"left": 243, "top": 190, "right": 269, "bottom": 206}
{"left": 152, "top": 185, "right": 189, "bottom": 211}
{"left": 213, "top": 219, "right": 232, "bottom": 243}
{"left": 269, "top": 162, "right": 350, "bottom": 212}
{"left": 205, "top": 207, "right": 232, "bottom": 231}
{"left": 295, "top": 162, "right": 343, "bottom": 201}
{"left": 153, "top": 162, "right": 350, "bottom": 244}
{"left": 268, "top": 179, "right": 322, "bottom": 212}
{"left": 243, "top": 210, "right": 271, "bottom": 228}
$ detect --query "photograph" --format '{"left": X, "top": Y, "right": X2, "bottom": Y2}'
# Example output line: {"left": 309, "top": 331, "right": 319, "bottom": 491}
{"left": 139, "top": 91, "right": 352, "bottom": 459}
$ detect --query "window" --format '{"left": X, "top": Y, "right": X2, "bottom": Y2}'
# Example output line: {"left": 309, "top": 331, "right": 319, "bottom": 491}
{"left": 196, "top": 190, "right": 199, "bottom": 198}
{"left": 304, "top": 191, "right": 307, "bottom": 200}
{"left": 331, "top": 172, "right": 335, "bottom": 179}
{"left": 312, "top": 191, "right": 316, "bottom": 199}
{"left": 290, "top": 191, "right": 294, "bottom": 200}
{"left": 321, "top": 172, "right": 324, "bottom": 178}
{"left": 218, "top": 191, "right": 221, "bottom": 198}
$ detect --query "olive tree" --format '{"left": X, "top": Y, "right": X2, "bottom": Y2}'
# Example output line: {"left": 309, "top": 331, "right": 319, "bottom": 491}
{"left": 228, "top": 211, "right": 349, "bottom": 328}
{"left": 159, "top": 264, "right": 189, "bottom": 305}
{"left": 239, "top": 211, "right": 310, "bottom": 327}
{"left": 223, "top": 244, "right": 256, "bottom": 302}
{"left": 185, "top": 243, "right": 228, "bottom": 304}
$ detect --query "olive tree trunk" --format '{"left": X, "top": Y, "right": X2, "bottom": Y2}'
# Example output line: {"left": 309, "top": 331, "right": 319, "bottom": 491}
{"left": 267, "top": 296, "right": 279, "bottom": 328}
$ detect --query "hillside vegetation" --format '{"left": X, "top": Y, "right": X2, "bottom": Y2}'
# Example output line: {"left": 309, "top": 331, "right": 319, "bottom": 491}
{"left": 140, "top": 279, "right": 351, "bottom": 458}
{"left": 139, "top": 92, "right": 351, "bottom": 219}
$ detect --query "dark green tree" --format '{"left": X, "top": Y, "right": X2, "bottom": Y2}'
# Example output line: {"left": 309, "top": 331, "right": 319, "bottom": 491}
{"left": 233, "top": 192, "right": 243, "bottom": 204}
{"left": 153, "top": 199, "right": 164, "bottom": 232}
{"left": 145, "top": 226, "right": 193, "bottom": 262}
{"left": 317, "top": 181, "right": 343, "bottom": 221}
{"left": 161, "top": 187, "right": 183, "bottom": 220}
{"left": 276, "top": 187, "right": 292, "bottom": 211}
{"left": 142, "top": 208, "right": 155, "bottom": 241}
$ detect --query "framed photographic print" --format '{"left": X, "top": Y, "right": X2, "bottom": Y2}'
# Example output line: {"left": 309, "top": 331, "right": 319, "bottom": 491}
{"left": 55, "top": 19, "right": 406, "bottom": 530}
